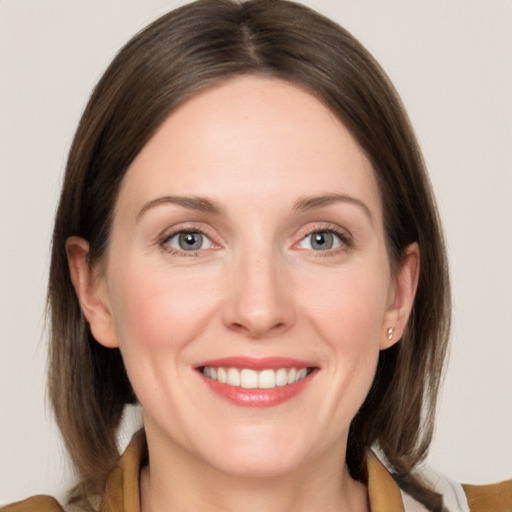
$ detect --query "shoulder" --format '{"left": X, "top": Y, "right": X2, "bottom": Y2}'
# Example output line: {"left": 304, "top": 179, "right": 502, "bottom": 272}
{"left": 369, "top": 447, "right": 512, "bottom": 511}
{"left": 405, "top": 467, "right": 512, "bottom": 512}
{"left": 1, "top": 495, "right": 65, "bottom": 512}
{"left": 463, "top": 480, "right": 512, "bottom": 512}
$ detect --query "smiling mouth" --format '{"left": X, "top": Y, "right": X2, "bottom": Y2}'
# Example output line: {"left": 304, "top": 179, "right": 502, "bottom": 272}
{"left": 200, "top": 366, "right": 313, "bottom": 389}
{"left": 196, "top": 357, "right": 318, "bottom": 407}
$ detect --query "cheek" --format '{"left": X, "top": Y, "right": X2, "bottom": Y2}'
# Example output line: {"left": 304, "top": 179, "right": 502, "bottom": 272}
{"left": 108, "top": 261, "right": 221, "bottom": 352}
{"left": 106, "top": 260, "right": 224, "bottom": 415}
{"left": 290, "top": 262, "right": 390, "bottom": 439}
{"left": 302, "top": 265, "right": 390, "bottom": 352}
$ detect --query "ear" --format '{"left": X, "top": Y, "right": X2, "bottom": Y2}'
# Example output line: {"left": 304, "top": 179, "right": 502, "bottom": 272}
{"left": 66, "top": 236, "right": 119, "bottom": 348}
{"left": 380, "top": 243, "right": 420, "bottom": 350}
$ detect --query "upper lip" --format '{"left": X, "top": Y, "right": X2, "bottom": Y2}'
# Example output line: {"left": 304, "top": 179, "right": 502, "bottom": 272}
{"left": 195, "top": 356, "right": 317, "bottom": 371}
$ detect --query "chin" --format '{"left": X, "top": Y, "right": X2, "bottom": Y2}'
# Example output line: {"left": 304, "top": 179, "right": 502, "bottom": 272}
{"left": 194, "top": 425, "right": 323, "bottom": 479}
{"left": 206, "top": 449, "right": 308, "bottom": 479}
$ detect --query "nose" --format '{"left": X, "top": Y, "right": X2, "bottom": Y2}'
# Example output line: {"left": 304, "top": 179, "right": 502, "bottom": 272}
{"left": 221, "top": 248, "right": 296, "bottom": 339}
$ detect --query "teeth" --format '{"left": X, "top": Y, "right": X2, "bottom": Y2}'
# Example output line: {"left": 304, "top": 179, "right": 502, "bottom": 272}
{"left": 275, "top": 368, "right": 288, "bottom": 387}
{"left": 227, "top": 368, "right": 240, "bottom": 387}
{"left": 240, "top": 369, "right": 258, "bottom": 389}
{"left": 297, "top": 368, "right": 307, "bottom": 380}
{"left": 259, "top": 369, "right": 275, "bottom": 389}
{"left": 217, "top": 367, "right": 227, "bottom": 383}
{"left": 202, "top": 366, "right": 310, "bottom": 389}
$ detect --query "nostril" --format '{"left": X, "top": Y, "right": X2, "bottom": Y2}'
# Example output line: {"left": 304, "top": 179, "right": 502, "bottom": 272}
{"left": 227, "top": 320, "right": 288, "bottom": 338}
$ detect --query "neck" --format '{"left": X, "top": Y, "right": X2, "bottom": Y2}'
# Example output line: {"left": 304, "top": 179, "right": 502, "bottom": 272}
{"left": 140, "top": 428, "right": 369, "bottom": 512}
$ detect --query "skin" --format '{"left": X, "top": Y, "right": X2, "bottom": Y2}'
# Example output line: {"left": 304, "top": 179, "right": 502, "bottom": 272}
{"left": 67, "top": 76, "right": 419, "bottom": 512}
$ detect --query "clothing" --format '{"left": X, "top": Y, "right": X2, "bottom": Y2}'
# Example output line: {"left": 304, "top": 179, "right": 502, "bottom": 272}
{"left": 3, "top": 432, "right": 511, "bottom": 512}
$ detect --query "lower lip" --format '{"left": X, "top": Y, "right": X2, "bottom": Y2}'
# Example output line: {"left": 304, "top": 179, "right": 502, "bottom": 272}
{"left": 200, "top": 372, "right": 315, "bottom": 408}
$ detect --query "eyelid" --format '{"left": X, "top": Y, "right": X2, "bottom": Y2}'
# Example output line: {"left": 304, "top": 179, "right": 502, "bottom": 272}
{"left": 165, "top": 231, "right": 213, "bottom": 251}
{"left": 292, "top": 222, "right": 353, "bottom": 251}
{"left": 158, "top": 223, "right": 221, "bottom": 257}
{"left": 156, "top": 221, "right": 352, "bottom": 257}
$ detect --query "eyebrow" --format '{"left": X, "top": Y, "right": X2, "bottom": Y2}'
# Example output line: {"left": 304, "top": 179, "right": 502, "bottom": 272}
{"left": 136, "top": 195, "right": 223, "bottom": 219}
{"left": 136, "top": 192, "right": 373, "bottom": 223}
{"left": 293, "top": 193, "right": 373, "bottom": 223}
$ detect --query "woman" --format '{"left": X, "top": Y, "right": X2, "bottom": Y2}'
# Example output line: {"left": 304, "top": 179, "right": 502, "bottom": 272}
{"left": 3, "top": 1, "right": 511, "bottom": 511}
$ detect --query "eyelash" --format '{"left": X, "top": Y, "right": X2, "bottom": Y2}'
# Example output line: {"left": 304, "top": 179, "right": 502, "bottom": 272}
{"left": 159, "top": 228, "right": 214, "bottom": 257}
{"left": 297, "top": 224, "right": 352, "bottom": 254}
{"left": 158, "top": 223, "right": 352, "bottom": 258}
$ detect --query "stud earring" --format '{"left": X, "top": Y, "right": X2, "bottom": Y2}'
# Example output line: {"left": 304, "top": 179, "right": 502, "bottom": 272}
{"left": 387, "top": 327, "right": 394, "bottom": 340}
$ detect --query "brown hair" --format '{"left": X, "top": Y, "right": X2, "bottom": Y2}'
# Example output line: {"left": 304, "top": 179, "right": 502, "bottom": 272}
{"left": 48, "top": 0, "right": 450, "bottom": 509}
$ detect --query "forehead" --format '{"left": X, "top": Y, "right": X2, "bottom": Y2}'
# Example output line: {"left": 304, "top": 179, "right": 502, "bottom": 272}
{"left": 118, "top": 76, "right": 381, "bottom": 221}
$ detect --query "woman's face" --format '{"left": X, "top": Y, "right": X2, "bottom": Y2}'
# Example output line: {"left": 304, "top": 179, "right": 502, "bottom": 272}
{"left": 71, "top": 76, "right": 417, "bottom": 478}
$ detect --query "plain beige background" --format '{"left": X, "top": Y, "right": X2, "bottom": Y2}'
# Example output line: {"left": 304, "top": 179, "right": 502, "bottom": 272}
{"left": 1, "top": 0, "right": 511, "bottom": 505}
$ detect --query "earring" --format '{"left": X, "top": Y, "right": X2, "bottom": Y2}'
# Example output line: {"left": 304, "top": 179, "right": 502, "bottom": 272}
{"left": 387, "top": 327, "right": 394, "bottom": 340}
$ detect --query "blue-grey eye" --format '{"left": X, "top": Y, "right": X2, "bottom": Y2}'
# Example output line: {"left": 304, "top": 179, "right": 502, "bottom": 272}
{"left": 299, "top": 231, "right": 342, "bottom": 251}
{"left": 165, "top": 232, "right": 212, "bottom": 251}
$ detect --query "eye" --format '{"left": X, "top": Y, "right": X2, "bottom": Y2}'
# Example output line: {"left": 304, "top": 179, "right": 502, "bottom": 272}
{"left": 163, "top": 231, "right": 213, "bottom": 252}
{"left": 298, "top": 230, "right": 344, "bottom": 251}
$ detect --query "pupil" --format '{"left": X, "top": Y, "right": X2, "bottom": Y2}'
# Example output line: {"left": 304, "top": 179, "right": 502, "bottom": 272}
{"left": 314, "top": 233, "right": 326, "bottom": 245}
{"left": 312, "top": 232, "right": 333, "bottom": 250}
{"left": 179, "top": 233, "right": 202, "bottom": 250}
